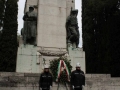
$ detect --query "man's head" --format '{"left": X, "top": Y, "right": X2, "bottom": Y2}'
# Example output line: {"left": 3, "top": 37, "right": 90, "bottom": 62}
{"left": 76, "top": 63, "right": 81, "bottom": 70}
{"left": 70, "top": 9, "right": 78, "bottom": 16}
{"left": 29, "top": 6, "right": 34, "bottom": 11}
{"left": 44, "top": 65, "right": 49, "bottom": 72}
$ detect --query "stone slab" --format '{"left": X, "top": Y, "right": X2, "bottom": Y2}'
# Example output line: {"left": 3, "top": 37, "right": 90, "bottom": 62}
{"left": 0, "top": 87, "right": 19, "bottom": 90}
{"left": 85, "top": 80, "right": 98, "bottom": 87}
{"left": 37, "top": 0, "right": 67, "bottom": 49}
{"left": 85, "top": 74, "right": 92, "bottom": 78}
{"left": 0, "top": 72, "right": 24, "bottom": 77}
{"left": 24, "top": 73, "right": 40, "bottom": 77}
{"left": 9, "top": 76, "right": 26, "bottom": 83}
{"left": 39, "top": 0, "right": 66, "bottom": 8}
{"left": 114, "top": 86, "right": 120, "bottom": 90}
{"left": 39, "top": 5, "right": 66, "bottom": 17}
{"left": 19, "top": 87, "right": 27, "bottom": 90}
{"left": 91, "top": 74, "right": 110, "bottom": 78}
{"left": 0, "top": 82, "right": 17, "bottom": 87}
{"left": 27, "top": 77, "right": 39, "bottom": 83}
{"left": 68, "top": 47, "right": 85, "bottom": 73}
{"left": 16, "top": 45, "right": 40, "bottom": 73}
{"left": 0, "top": 76, "right": 8, "bottom": 81}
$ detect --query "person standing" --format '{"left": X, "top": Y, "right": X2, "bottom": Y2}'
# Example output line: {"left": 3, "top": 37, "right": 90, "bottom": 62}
{"left": 39, "top": 65, "right": 53, "bottom": 90}
{"left": 70, "top": 63, "right": 85, "bottom": 90}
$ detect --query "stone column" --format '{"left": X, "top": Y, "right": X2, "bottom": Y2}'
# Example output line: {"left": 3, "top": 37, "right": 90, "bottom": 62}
{"left": 37, "top": 0, "right": 67, "bottom": 49}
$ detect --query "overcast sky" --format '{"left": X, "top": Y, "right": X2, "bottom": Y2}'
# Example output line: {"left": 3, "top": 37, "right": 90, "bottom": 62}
{"left": 18, "top": 0, "right": 26, "bottom": 34}
{"left": 18, "top": 0, "right": 82, "bottom": 47}
{"left": 75, "top": 0, "right": 82, "bottom": 47}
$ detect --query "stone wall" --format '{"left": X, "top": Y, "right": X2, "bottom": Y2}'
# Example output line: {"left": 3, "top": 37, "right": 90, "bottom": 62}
{"left": 0, "top": 72, "right": 69, "bottom": 90}
{"left": 16, "top": 45, "right": 40, "bottom": 73}
{"left": 37, "top": 0, "right": 67, "bottom": 49}
{"left": 68, "top": 47, "right": 85, "bottom": 73}
{"left": 0, "top": 72, "right": 120, "bottom": 90}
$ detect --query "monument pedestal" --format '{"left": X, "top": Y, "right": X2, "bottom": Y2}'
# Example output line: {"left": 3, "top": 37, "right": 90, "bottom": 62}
{"left": 68, "top": 46, "right": 86, "bottom": 73}
{"left": 16, "top": 44, "right": 40, "bottom": 73}
{"left": 16, "top": 45, "right": 86, "bottom": 73}
{"left": 16, "top": 44, "right": 67, "bottom": 73}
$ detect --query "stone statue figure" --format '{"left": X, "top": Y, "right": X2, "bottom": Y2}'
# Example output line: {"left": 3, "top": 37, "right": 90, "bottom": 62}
{"left": 66, "top": 9, "right": 79, "bottom": 48}
{"left": 22, "top": 6, "right": 37, "bottom": 46}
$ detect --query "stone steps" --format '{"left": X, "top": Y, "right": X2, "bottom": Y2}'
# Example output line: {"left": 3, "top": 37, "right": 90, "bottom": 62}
{"left": 0, "top": 72, "right": 120, "bottom": 90}
{"left": 85, "top": 74, "right": 111, "bottom": 78}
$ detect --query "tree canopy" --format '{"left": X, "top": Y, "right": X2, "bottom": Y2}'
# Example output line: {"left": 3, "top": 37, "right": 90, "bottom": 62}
{"left": 82, "top": 0, "right": 120, "bottom": 76}
{"left": 0, "top": 0, "right": 18, "bottom": 71}
{"left": 0, "top": 0, "right": 5, "bottom": 30}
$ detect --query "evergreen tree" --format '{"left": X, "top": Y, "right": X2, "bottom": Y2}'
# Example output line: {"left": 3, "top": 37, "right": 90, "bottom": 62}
{"left": 0, "top": 0, "right": 5, "bottom": 31}
{"left": 0, "top": 0, "right": 18, "bottom": 71}
{"left": 82, "top": 0, "right": 120, "bottom": 76}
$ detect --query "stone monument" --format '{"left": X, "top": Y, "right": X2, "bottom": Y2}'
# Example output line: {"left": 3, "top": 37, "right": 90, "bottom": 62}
{"left": 16, "top": 0, "right": 85, "bottom": 73}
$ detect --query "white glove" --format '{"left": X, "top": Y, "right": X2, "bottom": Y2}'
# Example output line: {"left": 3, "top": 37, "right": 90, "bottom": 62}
{"left": 80, "top": 73, "right": 85, "bottom": 76}
{"left": 82, "top": 85, "right": 85, "bottom": 89}
{"left": 50, "top": 86, "right": 52, "bottom": 90}
{"left": 72, "top": 86, "right": 74, "bottom": 89}
{"left": 40, "top": 88, "right": 42, "bottom": 90}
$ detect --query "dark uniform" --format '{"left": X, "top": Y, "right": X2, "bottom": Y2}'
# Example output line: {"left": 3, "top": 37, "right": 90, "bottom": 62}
{"left": 71, "top": 70, "right": 85, "bottom": 90}
{"left": 39, "top": 72, "right": 53, "bottom": 90}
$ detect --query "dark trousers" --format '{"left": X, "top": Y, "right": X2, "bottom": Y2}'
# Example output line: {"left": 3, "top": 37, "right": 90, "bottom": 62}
{"left": 74, "top": 88, "right": 82, "bottom": 90}
{"left": 42, "top": 89, "right": 49, "bottom": 90}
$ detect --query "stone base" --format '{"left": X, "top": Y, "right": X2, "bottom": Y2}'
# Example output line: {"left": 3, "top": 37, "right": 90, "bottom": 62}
{"left": 68, "top": 46, "right": 86, "bottom": 73}
{"left": 16, "top": 44, "right": 40, "bottom": 73}
{"left": 16, "top": 44, "right": 85, "bottom": 73}
{"left": 16, "top": 44, "right": 67, "bottom": 73}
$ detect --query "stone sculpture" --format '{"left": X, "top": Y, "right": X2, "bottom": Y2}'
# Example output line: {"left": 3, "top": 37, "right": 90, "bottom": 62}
{"left": 66, "top": 9, "right": 79, "bottom": 48}
{"left": 22, "top": 6, "right": 37, "bottom": 46}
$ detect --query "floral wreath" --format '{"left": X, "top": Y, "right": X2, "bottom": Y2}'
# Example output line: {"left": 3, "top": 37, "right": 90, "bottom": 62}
{"left": 49, "top": 57, "right": 72, "bottom": 83}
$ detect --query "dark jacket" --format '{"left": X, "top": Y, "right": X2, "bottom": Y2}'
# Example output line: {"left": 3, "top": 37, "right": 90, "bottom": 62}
{"left": 39, "top": 72, "right": 53, "bottom": 89}
{"left": 70, "top": 70, "right": 85, "bottom": 88}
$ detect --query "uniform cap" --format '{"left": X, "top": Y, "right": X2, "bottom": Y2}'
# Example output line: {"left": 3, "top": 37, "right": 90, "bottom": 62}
{"left": 76, "top": 63, "right": 81, "bottom": 68}
{"left": 44, "top": 65, "right": 49, "bottom": 69}
{"left": 71, "top": 9, "right": 78, "bottom": 15}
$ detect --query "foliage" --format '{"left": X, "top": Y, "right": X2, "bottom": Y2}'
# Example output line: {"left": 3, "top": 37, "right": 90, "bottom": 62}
{"left": 82, "top": 0, "right": 120, "bottom": 76}
{"left": 0, "top": 0, "right": 18, "bottom": 71}
{"left": 49, "top": 57, "right": 72, "bottom": 83}
{"left": 0, "top": 0, "right": 5, "bottom": 30}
